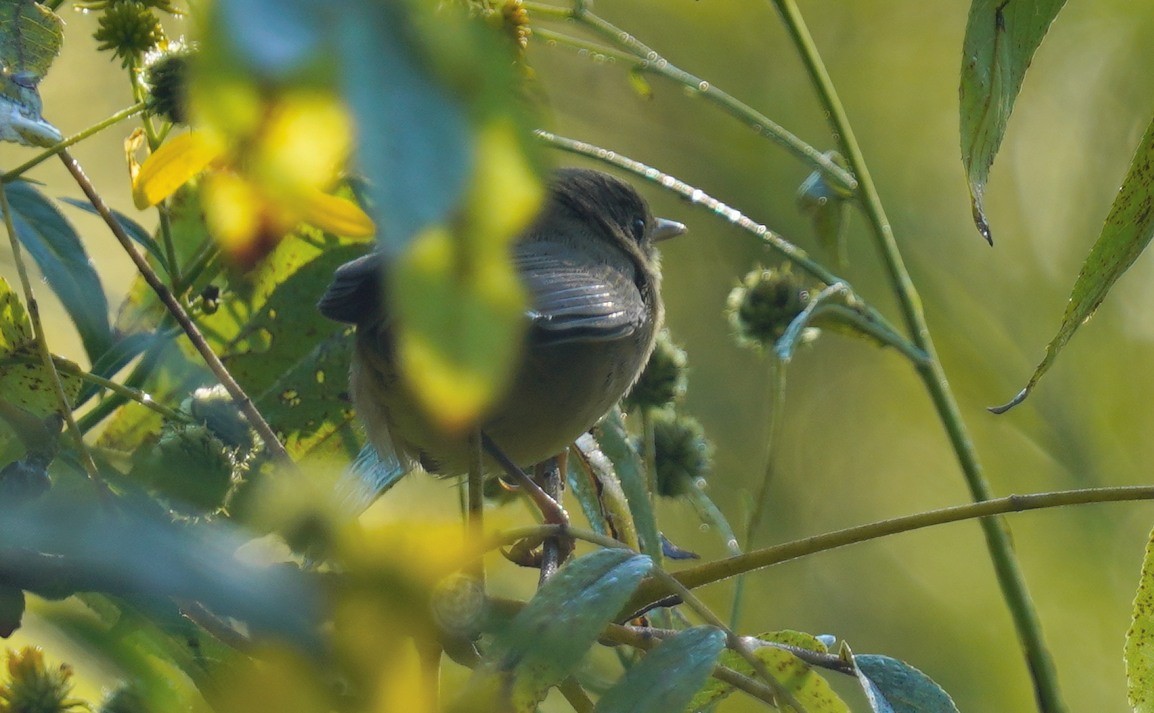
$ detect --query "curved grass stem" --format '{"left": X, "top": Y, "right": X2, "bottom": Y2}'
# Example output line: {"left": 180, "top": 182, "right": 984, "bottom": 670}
{"left": 769, "top": 1, "right": 1066, "bottom": 709}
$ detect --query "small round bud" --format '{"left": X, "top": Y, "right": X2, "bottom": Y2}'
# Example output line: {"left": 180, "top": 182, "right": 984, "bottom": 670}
{"left": 623, "top": 331, "right": 687, "bottom": 412}
{"left": 726, "top": 266, "right": 810, "bottom": 348}
{"left": 133, "top": 423, "right": 236, "bottom": 512}
{"left": 647, "top": 410, "right": 713, "bottom": 498}
{"left": 93, "top": 2, "right": 165, "bottom": 68}
{"left": 144, "top": 45, "right": 193, "bottom": 124}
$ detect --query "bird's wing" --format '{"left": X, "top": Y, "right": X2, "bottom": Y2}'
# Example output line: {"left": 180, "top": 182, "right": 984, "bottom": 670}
{"left": 317, "top": 252, "right": 384, "bottom": 325}
{"left": 515, "top": 241, "right": 646, "bottom": 345}
{"left": 319, "top": 245, "right": 646, "bottom": 344}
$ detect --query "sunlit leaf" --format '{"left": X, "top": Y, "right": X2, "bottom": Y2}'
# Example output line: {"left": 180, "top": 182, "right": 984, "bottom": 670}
{"left": 391, "top": 119, "right": 541, "bottom": 431}
{"left": 992, "top": 112, "right": 1154, "bottom": 413}
{"left": 854, "top": 654, "right": 959, "bottom": 713}
{"left": 0, "top": 276, "right": 82, "bottom": 419}
{"left": 0, "top": 0, "right": 63, "bottom": 78}
{"left": 1127, "top": 525, "right": 1154, "bottom": 713}
{"left": 5, "top": 181, "right": 112, "bottom": 361}
{"left": 959, "top": 0, "right": 1066, "bottom": 243}
{"left": 689, "top": 631, "right": 849, "bottom": 713}
{"left": 461, "top": 549, "right": 651, "bottom": 713}
{"left": 132, "top": 131, "right": 224, "bottom": 209}
{"left": 392, "top": 223, "right": 524, "bottom": 433}
{"left": 571, "top": 432, "right": 641, "bottom": 550}
{"left": 594, "top": 626, "right": 725, "bottom": 713}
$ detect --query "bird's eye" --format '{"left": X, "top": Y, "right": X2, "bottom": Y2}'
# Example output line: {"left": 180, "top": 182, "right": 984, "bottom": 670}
{"left": 631, "top": 217, "right": 647, "bottom": 242}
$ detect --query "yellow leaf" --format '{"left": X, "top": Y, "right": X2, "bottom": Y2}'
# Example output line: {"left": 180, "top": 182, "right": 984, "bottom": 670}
{"left": 467, "top": 118, "right": 544, "bottom": 243}
{"left": 394, "top": 225, "right": 527, "bottom": 433}
{"left": 391, "top": 121, "right": 542, "bottom": 432}
{"left": 132, "top": 131, "right": 225, "bottom": 209}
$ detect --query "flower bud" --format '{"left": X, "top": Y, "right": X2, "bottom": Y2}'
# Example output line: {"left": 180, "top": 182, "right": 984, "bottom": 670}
{"left": 647, "top": 410, "right": 713, "bottom": 498}
{"left": 726, "top": 266, "right": 810, "bottom": 348}
{"left": 623, "top": 331, "right": 687, "bottom": 412}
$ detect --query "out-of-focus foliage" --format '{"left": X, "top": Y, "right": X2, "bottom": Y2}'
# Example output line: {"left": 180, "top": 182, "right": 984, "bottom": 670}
{"left": 5, "top": 0, "right": 1154, "bottom": 712}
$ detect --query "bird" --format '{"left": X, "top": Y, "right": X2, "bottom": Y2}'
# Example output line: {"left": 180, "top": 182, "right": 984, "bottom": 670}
{"left": 318, "top": 167, "right": 685, "bottom": 484}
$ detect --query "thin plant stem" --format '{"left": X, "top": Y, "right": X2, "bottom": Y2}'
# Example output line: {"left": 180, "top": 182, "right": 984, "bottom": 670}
{"left": 646, "top": 567, "right": 802, "bottom": 710}
{"left": 731, "top": 354, "right": 786, "bottom": 628}
{"left": 624, "top": 483, "right": 1154, "bottom": 622}
{"left": 1, "top": 102, "right": 147, "bottom": 184}
{"left": 557, "top": 678, "right": 594, "bottom": 713}
{"left": 769, "top": 1, "right": 1066, "bottom": 710}
{"left": 534, "top": 130, "right": 926, "bottom": 367}
{"left": 74, "top": 326, "right": 178, "bottom": 434}
{"left": 603, "top": 623, "right": 782, "bottom": 707}
{"left": 0, "top": 183, "right": 110, "bottom": 499}
{"left": 57, "top": 150, "right": 295, "bottom": 468}
{"left": 524, "top": 2, "right": 858, "bottom": 194}
{"left": 129, "top": 57, "right": 182, "bottom": 288}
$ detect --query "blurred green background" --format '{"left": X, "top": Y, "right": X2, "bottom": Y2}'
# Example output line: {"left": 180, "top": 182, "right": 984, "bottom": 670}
{"left": 6, "top": 1, "right": 1154, "bottom": 710}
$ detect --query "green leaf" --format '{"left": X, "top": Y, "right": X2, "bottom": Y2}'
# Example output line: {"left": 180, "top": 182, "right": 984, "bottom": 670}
{"left": 0, "top": 0, "right": 63, "bottom": 147}
{"left": 336, "top": 1, "right": 471, "bottom": 257}
{"left": 59, "top": 197, "right": 167, "bottom": 274}
{"left": 74, "top": 331, "right": 160, "bottom": 407}
{"left": 595, "top": 409, "right": 661, "bottom": 561}
{"left": 959, "top": 0, "right": 1066, "bottom": 243}
{"left": 569, "top": 432, "right": 640, "bottom": 549}
{"left": 689, "top": 631, "right": 849, "bottom": 713}
{"left": 0, "top": 495, "right": 321, "bottom": 647}
{"left": 106, "top": 209, "right": 367, "bottom": 462}
{"left": 0, "top": 0, "right": 63, "bottom": 78}
{"left": 0, "top": 276, "right": 82, "bottom": 420}
{"left": 6, "top": 181, "right": 112, "bottom": 361}
{"left": 593, "top": 626, "right": 724, "bottom": 713}
{"left": 1126, "top": 525, "right": 1154, "bottom": 713}
{"left": 471, "top": 549, "right": 652, "bottom": 712}
{"left": 215, "top": 0, "right": 324, "bottom": 79}
{"left": 992, "top": 112, "right": 1154, "bottom": 413}
{"left": 854, "top": 654, "right": 959, "bottom": 713}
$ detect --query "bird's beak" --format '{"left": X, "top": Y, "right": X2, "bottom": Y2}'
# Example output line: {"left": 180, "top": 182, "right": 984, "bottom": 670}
{"left": 652, "top": 217, "right": 687, "bottom": 242}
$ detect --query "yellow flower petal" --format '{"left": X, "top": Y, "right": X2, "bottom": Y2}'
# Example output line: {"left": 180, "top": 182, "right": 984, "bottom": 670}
{"left": 132, "top": 131, "right": 225, "bottom": 209}
{"left": 299, "top": 189, "right": 375, "bottom": 238}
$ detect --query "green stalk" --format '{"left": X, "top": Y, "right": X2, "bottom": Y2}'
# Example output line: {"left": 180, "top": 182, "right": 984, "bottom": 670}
{"left": 523, "top": 2, "right": 857, "bottom": 194}
{"left": 769, "top": 1, "right": 1066, "bottom": 710}
{"left": 1, "top": 102, "right": 147, "bottom": 183}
